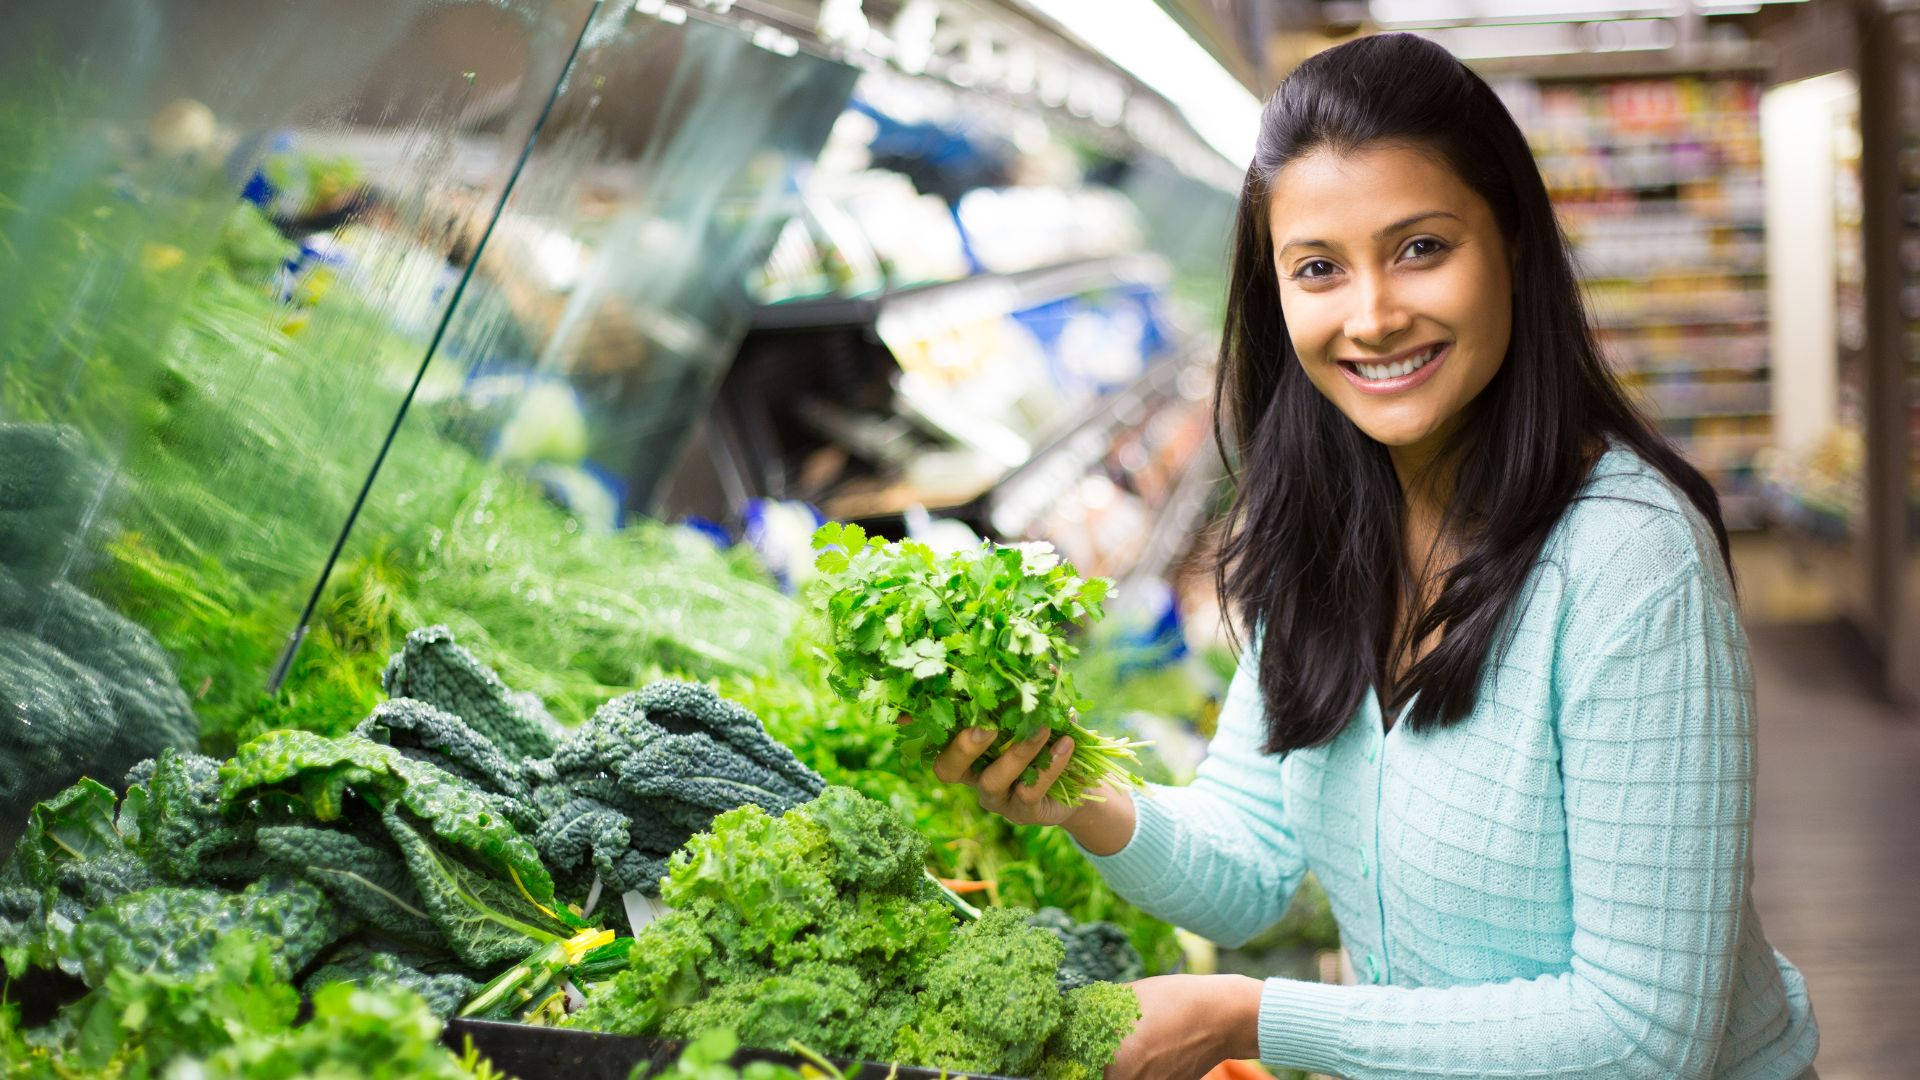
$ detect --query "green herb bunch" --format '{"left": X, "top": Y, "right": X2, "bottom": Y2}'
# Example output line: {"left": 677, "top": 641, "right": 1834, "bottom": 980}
{"left": 809, "top": 523, "right": 1145, "bottom": 806}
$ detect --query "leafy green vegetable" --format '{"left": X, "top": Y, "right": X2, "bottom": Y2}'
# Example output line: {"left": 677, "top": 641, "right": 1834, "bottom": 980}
{"left": 728, "top": 636, "right": 1184, "bottom": 976}
{"left": 566, "top": 787, "right": 1138, "bottom": 1077}
{"left": 0, "top": 778, "right": 157, "bottom": 977}
{"left": 220, "top": 729, "right": 552, "bottom": 903}
{"left": 382, "top": 810, "right": 571, "bottom": 970}
{"left": 381, "top": 624, "right": 562, "bottom": 761}
{"left": 66, "top": 874, "right": 349, "bottom": 988}
{"left": 893, "top": 906, "right": 1065, "bottom": 1077}
{"left": 357, "top": 696, "right": 537, "bottom": 807}
{"left": 809, "top": 523, "right": 1144, "bottom": 805}
{"left": 1037, "top": 979, "right": 1144, "bottom": 1080}
{"left": 256, "top": 824, "right": 442, "bottom": 948}
{"left": 0, "top": 927, "right": 501, "bottom": 1080}
{"left": 533, "top": 681, "right": 824, "bottom": 899}
{"left": 1029, "top": 906, "right": 1146, "bottom": 991}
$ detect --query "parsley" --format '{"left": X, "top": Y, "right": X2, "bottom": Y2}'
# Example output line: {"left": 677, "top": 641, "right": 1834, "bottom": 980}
{"left": 809, "top": 524, "right": 1145, "bottom": 805}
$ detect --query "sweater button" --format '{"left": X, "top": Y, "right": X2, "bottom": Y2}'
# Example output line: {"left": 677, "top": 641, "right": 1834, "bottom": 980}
{"left": 1366, "top": 739, "right": 1378, "bottom": 763}
{"left": 1358, "top": 851, "right": 1370, "bottom": 877}
{"left": 1364, "top": 954, "right": 1382, "bottom": 983}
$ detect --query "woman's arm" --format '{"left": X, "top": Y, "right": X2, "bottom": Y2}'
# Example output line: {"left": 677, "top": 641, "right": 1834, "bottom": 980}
{"left": 1069, "top": 645, "right": 1310, "bottom": 949}
{"left": 1239, "top": 556, "right": 1755, "bottom": 1079}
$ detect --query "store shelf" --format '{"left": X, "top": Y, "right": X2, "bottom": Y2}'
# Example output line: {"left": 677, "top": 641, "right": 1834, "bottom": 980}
{"left": 1114, "top": 445, "right": 1225, "bottom": 600}
{"left": 819, "top": 344, "right": 1203, "bottom": 529}
{"left": 748, "top": 252, "right": 1165, "bottom": 332}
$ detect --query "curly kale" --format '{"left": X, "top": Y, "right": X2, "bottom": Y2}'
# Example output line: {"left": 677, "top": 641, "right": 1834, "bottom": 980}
{"left": 381, "top": 625, "right": 562, "bottom": 761}
{"left": 894, "top": 906, "right": 1066, "bottom": 1077}
{"left": 355, "top": 697, "right": 536, "bottom": 809}
{"left": 567, "top": 787, "right": 1136, "bottom": 1077}
{"left": 1029, "top": 906, "right": 1146, "bottom": 991}
{"left": 1038, "top": 980, "right": 1144, "bottom": 1080}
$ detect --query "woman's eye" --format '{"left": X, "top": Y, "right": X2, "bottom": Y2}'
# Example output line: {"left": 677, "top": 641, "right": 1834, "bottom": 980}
{"left": 1295, "top": 259, "right": 1337, "bottom": 280}
{"left": 1403, "top": 237, "right": 1447, "bottom": 260}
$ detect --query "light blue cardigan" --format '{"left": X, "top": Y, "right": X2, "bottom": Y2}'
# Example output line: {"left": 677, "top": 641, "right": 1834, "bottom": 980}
{"left": 1083, "top": 443, "right": 1820, "bottom": 1078}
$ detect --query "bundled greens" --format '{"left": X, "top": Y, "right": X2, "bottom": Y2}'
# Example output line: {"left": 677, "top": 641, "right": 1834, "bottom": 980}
{"left": 566, "top": 786, "right": 1140, "bottom": 1079}
{"left": 809, "top": 524, "right": 1145, "bottom": 806}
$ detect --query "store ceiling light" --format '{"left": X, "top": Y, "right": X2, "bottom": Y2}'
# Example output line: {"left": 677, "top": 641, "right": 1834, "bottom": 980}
{"left": 1370, "top": 0, "right": 1805, "bottom": 27}
{"left": 1014, "top": 0, "right": 1263, "bottom": 166}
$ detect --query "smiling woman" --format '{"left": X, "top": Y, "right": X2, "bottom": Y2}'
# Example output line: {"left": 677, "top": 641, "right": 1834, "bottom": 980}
{"left": 1269, "top": 149, "right": 1512, "bottom": 457}
{"left": 914, "top": 29, "right": 1821, "bottom": 1080}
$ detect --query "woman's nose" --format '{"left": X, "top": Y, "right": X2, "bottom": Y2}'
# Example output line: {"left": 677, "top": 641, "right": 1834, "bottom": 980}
{"left": 1343, "top": 274, "right": 1414, "bottom": 347}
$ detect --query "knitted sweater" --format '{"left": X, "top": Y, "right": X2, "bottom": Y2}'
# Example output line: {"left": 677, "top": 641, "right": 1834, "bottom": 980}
{"left": 1083, "top": 443, "right": 1820, "bottom": 1079}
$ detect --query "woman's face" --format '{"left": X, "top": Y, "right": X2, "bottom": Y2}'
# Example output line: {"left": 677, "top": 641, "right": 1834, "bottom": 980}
{"left": 1267, "top": 142, "right": 1513, "bottom": 458}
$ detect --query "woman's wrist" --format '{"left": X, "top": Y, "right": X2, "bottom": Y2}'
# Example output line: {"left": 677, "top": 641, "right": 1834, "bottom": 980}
{"left": 1061, "top": 781, "right": 1137, "bottom": 855}
{"left": 1207, "top": 973, "right": 1265, "bottom": 1062}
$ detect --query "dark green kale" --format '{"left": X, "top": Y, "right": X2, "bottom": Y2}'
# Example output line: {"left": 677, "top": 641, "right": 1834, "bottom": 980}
{"left": 382, "top": 810, "right": 571, "bottom": 970}
{"left": 256, "top": 825, "right": 441, "bottom": 948}
{"left": 0, "top": 424, "right": 196, "bottom": 839}
{"left": 0, "top": 423, "right": 101, "bottom": 584}
{"left": 1029, "top": 906, "right": 1146, "bottom": 990}
{"left": 355, "top": 696, "right": 537, "bottom": 809}
{"left": 220, "top": 729, "right": 552, "bottom": 905}
{"left": 382, "top": 624, "right": 562, "bottom": 760}
{"left": 132, "top": 748, "right": 277, "bottom": 885}
{"left": 66, "top": 874, "right": 351, "bottom": 987}
{"left": 0, "top": 777, "right": 156, "bottom": 977}
{"left": 300, "top": 938, "right": 480, "bottom": 1019}
{"left": 533, "top": 684, "right": 824, "bottom": 900}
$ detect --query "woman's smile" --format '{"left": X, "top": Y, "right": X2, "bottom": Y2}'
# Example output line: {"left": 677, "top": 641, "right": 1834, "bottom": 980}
{"left": 1337, "top": 341, "right": 1451, "bottom": 394}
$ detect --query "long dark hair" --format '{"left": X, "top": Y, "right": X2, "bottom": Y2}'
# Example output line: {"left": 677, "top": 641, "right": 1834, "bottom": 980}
{"left": 1213, "top": 33, "right": 1732, "bottom": 754}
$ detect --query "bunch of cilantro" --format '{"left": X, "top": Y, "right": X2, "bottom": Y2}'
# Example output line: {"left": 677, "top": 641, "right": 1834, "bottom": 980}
{"left": 808, "top": 524, "right": 1145, "bottom": 806}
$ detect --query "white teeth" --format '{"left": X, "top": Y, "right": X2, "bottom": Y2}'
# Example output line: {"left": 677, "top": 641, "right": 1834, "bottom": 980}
{"left": 1353, "top": 345, "right": 1441, "bottom": 382}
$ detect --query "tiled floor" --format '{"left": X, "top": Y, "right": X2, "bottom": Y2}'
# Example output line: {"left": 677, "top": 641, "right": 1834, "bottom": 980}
{"left": 1746, "top": 621, "right": 1920, "bottom": 1079}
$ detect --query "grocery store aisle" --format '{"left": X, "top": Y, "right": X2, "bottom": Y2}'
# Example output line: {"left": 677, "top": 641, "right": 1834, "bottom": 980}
{"left": 1747, "top": 622, "right": 1920, "bottom": 1080}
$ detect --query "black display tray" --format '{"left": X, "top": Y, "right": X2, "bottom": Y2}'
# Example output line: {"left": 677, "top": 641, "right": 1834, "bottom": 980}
{"left": 443, "top": 1018, "right": 1024, "bottom": 1080}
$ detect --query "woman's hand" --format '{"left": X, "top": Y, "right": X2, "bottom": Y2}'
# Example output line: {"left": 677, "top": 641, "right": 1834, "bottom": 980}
{"left": 1106, "top": 974, "right": 1264, "bottom": 1080}
{"left": 929, "top": 725, "right": 1083, "bottom": 827}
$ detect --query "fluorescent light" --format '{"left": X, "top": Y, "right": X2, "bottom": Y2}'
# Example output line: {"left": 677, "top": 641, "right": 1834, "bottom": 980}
{"left": 1015, "top": 0, "right": 1262, "bottom": 166}
{"left": 1419, "top": 22, "right": 1584, "bottom": 58}
{"left": 1372, "top": 0, "right": 1805, "bottom": 28}
{"left": 1373, "top": 0, "right": 1679, "bottom": 27}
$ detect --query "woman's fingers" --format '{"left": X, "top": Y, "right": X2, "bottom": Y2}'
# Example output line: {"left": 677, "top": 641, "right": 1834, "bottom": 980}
{"left": 931, "top": 726, "right": 997, "bottom": 784}
{"left": 976, "top": 727, "right": 1052, "bottom": 796}
{"left": 1014, "top": 736, "right": 1075, "bottom": 806}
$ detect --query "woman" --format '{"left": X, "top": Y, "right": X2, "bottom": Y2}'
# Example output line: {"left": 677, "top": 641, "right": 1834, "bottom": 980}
{"left": 929, "top": 33, "right": 1821, "bottom": 1080}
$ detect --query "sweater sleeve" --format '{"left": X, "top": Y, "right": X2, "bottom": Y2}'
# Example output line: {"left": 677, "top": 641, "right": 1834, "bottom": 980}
{"left": 1256, "top": 558, "right": 1755, "bottom": 1079}
{"left": 1075, "top": 643, "right": 1308, "bottom": 947}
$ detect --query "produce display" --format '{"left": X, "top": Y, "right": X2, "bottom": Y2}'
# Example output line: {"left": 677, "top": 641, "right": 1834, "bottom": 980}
{"left": 565, "top": 786, "right": 1139, "bottom": 1079}
{"left": 1, "top": 623, "right": 1153, "bottom": 1079}
{"left": 0, "top": 73, "right": 1213, "bottom": 1080}
{"left": 809, "top": 524, "right": 1145, "bottom": 806}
